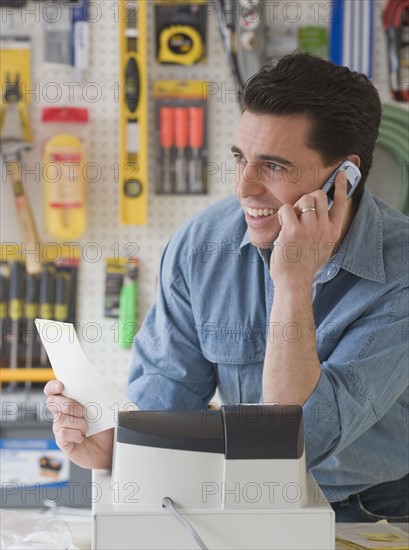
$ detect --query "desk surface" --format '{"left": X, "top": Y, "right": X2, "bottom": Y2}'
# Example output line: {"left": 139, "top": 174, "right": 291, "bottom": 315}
{"left": 5, "top": 509, "right": 409, "bottom": 550}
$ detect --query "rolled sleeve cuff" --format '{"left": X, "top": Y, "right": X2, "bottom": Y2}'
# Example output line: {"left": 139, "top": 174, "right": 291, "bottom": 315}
{"left": 302, "top": 367, "right": 341, "bottom": 470}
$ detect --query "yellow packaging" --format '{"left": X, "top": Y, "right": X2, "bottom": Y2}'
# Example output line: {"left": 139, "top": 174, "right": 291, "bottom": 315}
{"left": 43, "top": 134, "right": 86, "bottom": 240}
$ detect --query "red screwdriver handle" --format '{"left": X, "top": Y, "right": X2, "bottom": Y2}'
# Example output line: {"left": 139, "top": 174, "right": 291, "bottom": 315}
{"left": 175, "top": 108, "right": 189, "bottom": 149}
{"left": 160, "top": 107, "right": 175, "bottom": 148}
{"left": 189, "top": 107, "right": 204, "bottom": 149}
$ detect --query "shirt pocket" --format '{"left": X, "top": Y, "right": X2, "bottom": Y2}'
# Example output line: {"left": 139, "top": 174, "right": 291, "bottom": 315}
{"left": 197, "top": 322, "right": 265, "bottom": 405}
{"left": 197, "top": 322, "right": 266, "bottom": 364}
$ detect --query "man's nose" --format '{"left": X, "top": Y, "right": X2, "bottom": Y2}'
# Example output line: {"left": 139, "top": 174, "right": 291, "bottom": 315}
{"left": 236, "top": 162, "right": 265, "bottom": 197}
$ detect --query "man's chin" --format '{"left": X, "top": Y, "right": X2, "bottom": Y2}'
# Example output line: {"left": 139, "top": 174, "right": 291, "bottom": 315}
{"left": 247, "top": 229, "right": 279, "bottom": 249}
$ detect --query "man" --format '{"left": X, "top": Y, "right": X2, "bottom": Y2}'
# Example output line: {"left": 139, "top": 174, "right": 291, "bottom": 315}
{"left": 45, "top": 53, "right": 409, "bottom": 522}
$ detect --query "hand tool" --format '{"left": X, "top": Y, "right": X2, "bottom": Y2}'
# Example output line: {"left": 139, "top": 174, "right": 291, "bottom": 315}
{"left": 158, "top": 24, "right": 204, "bottom": 65}
{"left": 174, "top": 108, "right": 189, "bottom": 193}
{"left": 160, "top": 107, "right": 175, "bottom": 193}
{"left": 216, "top": 0, "right": 245, "bottom": 90}
{"left": 188, "top": 107, "right": 205, "bottom": 193}
{"left": 118, "top": 261, "right": 139, "bottom": 349}
{"left": 54, "top": 272, "right": 70, "bottom": 324}
{"left": 0, "top": 263, "right": 10, "bottom": 369}
{"left": 24, "top": 273, "right": 39, "bottom": 391}
{"left": 2, "top": 141, "right": 43, "bottom": 275}
{"left": 7, "top": 260, "right": 25, "bottom": 392}
{"left": 39, "top": 264, "right": 56, "bottom": 367}
{"left": 383, "top": 0, "right": 409, "bottom": 102}
{"left": 1, "top": 38, "right": 43, "bottom": 275}
{"left": 216, "top": 0, "right": 267, "bottom": 91}
{"left": 0, "top": 73, "right": 32, "bottom": 144}
{"left": 71, "top": 0, "right": 90, "bottom": 81}
{"left": 119, "top": 0, "right": 148, "bottom": 225}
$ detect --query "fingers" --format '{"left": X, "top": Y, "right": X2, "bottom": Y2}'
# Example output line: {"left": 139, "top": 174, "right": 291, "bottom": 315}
{"left": 50, "top": 402, "right": 88, "bottom": 450}
{"left": 46, "top": 394, "right": 85, "bottom": 419}
{"left": 53, "top": 413, "right": 88, "bottom": 446}
{"left": 278, "top": 203, "right": 299, "bottom": 226}
{"left": 294, "top": 190, "right": 328, "bottom": 222}
{"left": 329, "top": 169, "right": 348, "bottom": 226}
{"left": 43, "top": 378, "right": 88, "bottom": 451}
{"left": 44, "top": 379, "right": 64, "bottom": 396}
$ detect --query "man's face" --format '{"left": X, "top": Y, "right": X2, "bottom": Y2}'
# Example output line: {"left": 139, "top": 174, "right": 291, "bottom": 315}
{"left": 233, "top": 111, "right": 337, "bottom": 248}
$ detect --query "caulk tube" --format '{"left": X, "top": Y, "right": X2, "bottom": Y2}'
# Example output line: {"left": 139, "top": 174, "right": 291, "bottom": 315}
{"left": 71, "top": 0, "right": 90, "bottom": 81}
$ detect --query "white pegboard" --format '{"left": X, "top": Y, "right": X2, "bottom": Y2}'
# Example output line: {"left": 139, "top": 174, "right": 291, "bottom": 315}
{"left": 0, "top": 0, "right": 401, "bottom": 390}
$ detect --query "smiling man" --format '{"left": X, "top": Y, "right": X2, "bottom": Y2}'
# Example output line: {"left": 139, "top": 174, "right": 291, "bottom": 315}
{"left": 45, "top": 54, "right": 409, "bottom": 522}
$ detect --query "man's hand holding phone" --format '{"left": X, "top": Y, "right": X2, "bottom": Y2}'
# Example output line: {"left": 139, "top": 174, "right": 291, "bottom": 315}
{"left": 44, "top": 380, "right": 114, "bottom": 470}
{"left": 269, "top": 167, "right": 353, "bottom": 290}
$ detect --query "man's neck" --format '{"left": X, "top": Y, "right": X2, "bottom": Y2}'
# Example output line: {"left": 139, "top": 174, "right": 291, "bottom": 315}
{"left": 332, "top": 198, "right": 359, "bottom": 256}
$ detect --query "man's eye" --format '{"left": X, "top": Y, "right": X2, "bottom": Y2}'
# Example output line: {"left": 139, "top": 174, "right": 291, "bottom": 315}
{"left": 267, "top": 163, "right": 283, "bottom": 172}
{"left": 233, "top": 154, "right": 245, "bottom": 163}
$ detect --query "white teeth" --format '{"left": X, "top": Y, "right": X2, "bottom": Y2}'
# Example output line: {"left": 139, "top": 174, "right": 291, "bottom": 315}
{"left": 245, "top": 207, "right": 277, "bottom": 218}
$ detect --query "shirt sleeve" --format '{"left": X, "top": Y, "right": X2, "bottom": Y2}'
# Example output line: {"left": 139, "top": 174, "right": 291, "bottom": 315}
{"left": 126, "top": 240, "right": 217, "bottom": 410}
{"left": 303, "top": 284, "right": 408, "bottom": 470}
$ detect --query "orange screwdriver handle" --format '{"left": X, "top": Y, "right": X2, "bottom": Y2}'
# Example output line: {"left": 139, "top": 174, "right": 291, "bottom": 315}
{"left": 174, "top": 108, "right": 189, "bottom": 149}
{"left": 160, "top": 107, "right": 175, "bottom": 148}
{"left": 189, "top": 107, "right": 204, "bottom": 149}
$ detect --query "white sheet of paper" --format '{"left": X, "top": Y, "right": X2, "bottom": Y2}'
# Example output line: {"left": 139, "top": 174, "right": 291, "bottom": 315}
{"left": 35, "top": 319, "right": 137, "bottom": 436}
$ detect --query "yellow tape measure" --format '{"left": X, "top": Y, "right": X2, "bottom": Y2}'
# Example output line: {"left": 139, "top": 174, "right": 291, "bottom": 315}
{"left": 159, "top": 25, "right": 203, "bottom": 65}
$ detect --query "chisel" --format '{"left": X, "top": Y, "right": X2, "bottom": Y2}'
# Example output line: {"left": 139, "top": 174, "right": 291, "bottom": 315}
{"left": 188, "top": 106, "right": 205, "bottom": 193}
{"left": 54, "top": 272, "right": 70, "bottom": 324}
{"left": 0, "top": 263, "right": 10, "bottom": 368}
{"left": 174, "top": 107, "right": 189, "bottom": 193}
{"left": 24, "top": 273, "right": 39, "bottom": 391}
{"left": 8, "top": 260, "right": 25, "bottom": 392}
{"left": 39, "top": 263, "right": 56, "bottom": 367}
{"left": 160, "top": 107, "right": 175, "bottom": 193}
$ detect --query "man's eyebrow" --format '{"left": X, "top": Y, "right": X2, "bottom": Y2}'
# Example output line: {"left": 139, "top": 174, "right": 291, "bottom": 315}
{"left": 230, "top": 145, "right": 296, "bottom": 168}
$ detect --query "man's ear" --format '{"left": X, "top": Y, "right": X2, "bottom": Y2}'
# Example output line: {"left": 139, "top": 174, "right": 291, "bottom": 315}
{"left": 346, "top": 154, "right": 361, "bottom": 169}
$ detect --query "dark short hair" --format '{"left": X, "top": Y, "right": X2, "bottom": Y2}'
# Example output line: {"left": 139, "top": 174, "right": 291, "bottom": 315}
{"left": 240, "top": 53, "right": 382, "bottom": 201}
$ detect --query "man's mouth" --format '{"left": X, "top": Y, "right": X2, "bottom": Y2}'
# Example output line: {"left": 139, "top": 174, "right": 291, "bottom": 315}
{"left": 245, "top": 207, "right": 279, "bottom": 218}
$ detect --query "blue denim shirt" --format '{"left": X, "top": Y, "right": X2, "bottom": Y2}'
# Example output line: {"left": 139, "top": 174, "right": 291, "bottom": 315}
{"left": 127, "top": 189, "right": 409, "bottom": 502}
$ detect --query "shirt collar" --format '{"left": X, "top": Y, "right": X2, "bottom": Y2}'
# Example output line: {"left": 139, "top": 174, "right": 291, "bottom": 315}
{"left": 239, "top": 188, "right": 386, "bottom": 284}
{"left": 332, "top": 188, "right": 386, "bottom": 284}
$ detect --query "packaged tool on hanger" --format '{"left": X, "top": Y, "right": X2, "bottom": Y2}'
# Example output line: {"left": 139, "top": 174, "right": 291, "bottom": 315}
{"left": 383, "top": 0, "right": 409, "bottom": 102}
{"left": 216, "top": 0, "right": 266, "bottom": 91}
{"left": 119, "top": 0, "right": 148, "bottom": 225}
{"left": 329, "top": 0, "right": 374, "bottom": 78}
{"left": 0, "top": 36, "right": 43, "bottom": 275}
{"left": 43, "top": 0, "right": 90, "bottom": 80}
{"left": 154, "top": 81, "right": 208, "bottom": 195}
{"left": 0, "top": 36, "right": 32, "bottom": 144}
{"left": 0, "top": 244, "right": 79, "bottom": 384}
{"left": 155, "top": 0, "right": 207, "bottom": 65}
{"left": 104, "top": 257, "right": 139, "bottom": 349}
{"left": 41, "top": 107, "right": 89, "bottom": 241}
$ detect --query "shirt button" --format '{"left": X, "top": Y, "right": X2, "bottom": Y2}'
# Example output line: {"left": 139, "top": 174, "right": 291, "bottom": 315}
{"left": 327, "top": 266, "right": 337, "bottom": 277}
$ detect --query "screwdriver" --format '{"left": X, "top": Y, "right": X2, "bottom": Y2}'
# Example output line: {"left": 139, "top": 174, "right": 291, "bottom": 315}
{"left": 0, "top": 263, "right": 10, "bottom": 368}
{"left": 39, "top": 263, "right": 56, "bottom": 367}
{"left": 160, "top": 107, "right": 175, "bottom": 193}
{"left": 24, "top": 273, "right": 39, "bottom": 391}
{"left": 188, "top": 107, "right": 205, "bottom": 193}
{"left": 54, "top": 272, "right": 70, "bottom": 324}
{"left": 8, "top": 261, "right": 25, "bottom": 392}
{"left": 174, "top": 107, "right": 189, "bottom": 193}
